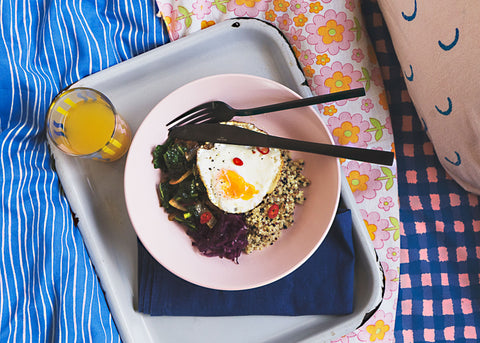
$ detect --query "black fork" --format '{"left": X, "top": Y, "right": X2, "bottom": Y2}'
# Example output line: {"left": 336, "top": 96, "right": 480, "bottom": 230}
{"left": 166, "top": 88, "right": 366, "bottom": 128}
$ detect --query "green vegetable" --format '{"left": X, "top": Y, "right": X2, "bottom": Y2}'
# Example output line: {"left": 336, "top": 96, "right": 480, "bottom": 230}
{"left": 152, "top": 139, "right": 195, "bottom": 177}
{"left": 158, "top": 182, "right": 175, "bottom": 212}
{"left": 173, "top": 176, "right": 200, "bottom": 203}
{"left": 163, "top": 144, "right": 188, "bottom": 174}
{"left": 154, "top": 138, "right": 209, "bottom": 231}
{"left": 152, "top": 138, "right": 171, "bottom": 170}
{"left": 171, "top": 214, "right": 196, "bottom": 229}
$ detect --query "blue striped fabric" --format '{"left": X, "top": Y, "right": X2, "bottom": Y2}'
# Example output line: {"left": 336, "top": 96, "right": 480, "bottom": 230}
{"left": 0, "top": 1, "right": 168, "bottom": 341}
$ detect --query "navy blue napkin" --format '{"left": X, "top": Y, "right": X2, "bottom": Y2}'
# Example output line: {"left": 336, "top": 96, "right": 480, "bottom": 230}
{"left": 137, "top": 208, "right": 354, "bottom": 316}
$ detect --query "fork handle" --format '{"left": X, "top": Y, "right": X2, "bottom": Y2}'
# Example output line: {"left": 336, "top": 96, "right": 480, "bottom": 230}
{"left": 238, "top": 88, "right": 366, "bottom": 116}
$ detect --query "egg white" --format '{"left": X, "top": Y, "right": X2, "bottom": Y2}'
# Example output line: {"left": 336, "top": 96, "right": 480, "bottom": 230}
{"left": 196, "top": 122, "right": 283, "bottom": 213}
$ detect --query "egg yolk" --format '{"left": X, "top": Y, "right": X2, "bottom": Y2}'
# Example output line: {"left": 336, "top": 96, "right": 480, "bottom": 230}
{"left": 218, "top": 169, "right": 259, "bottom": 200}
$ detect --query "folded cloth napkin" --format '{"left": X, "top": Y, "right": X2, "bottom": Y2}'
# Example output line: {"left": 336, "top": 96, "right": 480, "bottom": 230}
{"left": 137, "top": 208, "right": 354, "bottom": 316}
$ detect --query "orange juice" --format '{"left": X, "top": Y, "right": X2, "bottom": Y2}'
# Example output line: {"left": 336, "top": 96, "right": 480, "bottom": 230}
{"left": 47, "top": 87, "right": 132, "bottom": 162}
{"left": 63, "top": 101, "right": 115, "bottom": 155}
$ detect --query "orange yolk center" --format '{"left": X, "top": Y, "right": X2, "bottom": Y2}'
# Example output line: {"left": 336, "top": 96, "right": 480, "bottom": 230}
{"left": 218, "top": 169, "right": 258, "bottom": 200}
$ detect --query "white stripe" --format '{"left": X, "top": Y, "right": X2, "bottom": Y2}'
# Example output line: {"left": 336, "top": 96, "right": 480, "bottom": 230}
{"left": 94, "top": 0, "right": 111, "bottom": 67}
{"left": 115, "top": 0, "right": 129, "bottom": 59}
{"left": 20, "top": 4, "right": 38, "bottom": 341}
{"left": 27, "top": 1, "right": 62, "bottom": 336}
{"left": 7, "top": 2, "right": 30, "bottom": 336}
{"left": 71, "top": 2, "right": 96, "bottom": 74}
{"left": 0, "top": 1, "right": 16, "bottom": 335}
{"left": 47, "top": 172, "right": 59, "bottom": 343}
{"left": 71, "top": 221, "right": 79, "bottom": 342}
{"left": 123, "top": 0, "right": 135, "bottom": 56}
{"left": 25, "top": 3, "right": 57, "bottom": 335}
{"left": 51, "top": 1, "right": 73, "bottom": 86}
{"left": 33, "top": 152, "right": 48, "bottom": 342}
{"left": 81, "top": 255, "right": 88, "bottom": 343}
{"left": 58, "top": 196, "right": 68, "bottom": 343}
{"left": 94, "top": 267, "right": 109, "bottom": 340}
{"left": 59, "top": 2, "right": 80, "bottom": 82}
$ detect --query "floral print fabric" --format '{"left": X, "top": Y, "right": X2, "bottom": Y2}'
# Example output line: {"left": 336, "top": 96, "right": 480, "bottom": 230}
{"left": 155, "top": 0, "right": 399, "bottom": 341}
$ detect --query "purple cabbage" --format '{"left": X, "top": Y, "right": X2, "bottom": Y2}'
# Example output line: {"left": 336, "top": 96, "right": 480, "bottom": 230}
{"left": 188, "top": 213, "right": 249, "bottom": 263}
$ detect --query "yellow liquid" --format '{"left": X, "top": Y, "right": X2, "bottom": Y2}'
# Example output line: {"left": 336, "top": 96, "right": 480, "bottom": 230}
{"left": 64, "top": 101, "right": 115, "bottom": 155}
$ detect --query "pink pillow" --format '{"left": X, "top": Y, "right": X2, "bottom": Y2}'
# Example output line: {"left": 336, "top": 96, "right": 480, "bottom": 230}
{"left": 377, "top": 0, "right": 480, "bottom": 194}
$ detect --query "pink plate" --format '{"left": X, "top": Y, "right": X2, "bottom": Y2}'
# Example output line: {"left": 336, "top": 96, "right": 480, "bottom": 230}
{"left": 124, "top": 74, "right": 341, "bottom": 291}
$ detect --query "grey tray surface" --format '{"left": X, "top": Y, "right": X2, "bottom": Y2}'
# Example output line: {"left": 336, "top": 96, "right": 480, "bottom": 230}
{"left": 51, "top": 18, "right": 383, "bottom": 343}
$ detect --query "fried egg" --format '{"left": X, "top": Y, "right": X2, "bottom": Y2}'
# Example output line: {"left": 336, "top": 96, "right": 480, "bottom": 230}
{"left": 196, "top": 122, "right": 283, "bottom": 213}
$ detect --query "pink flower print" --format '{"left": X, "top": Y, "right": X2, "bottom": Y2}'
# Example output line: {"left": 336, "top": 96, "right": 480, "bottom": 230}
{"left": 158, "top": 4, "right": 183, "bottom": 40}
{"left": 287, "top": 27, "right": 306, "bottom": 49}
{"left": 290, "top": 0, "right": 308, "bottom": 15}
{"left": 386, "top": 247, "right": 400, "bottom": 262}
{"left": 192, "top": 0, "right": 213, "bottom": 20}
{"left": 378, "top": 196, "right": 394, "bottom": 211}
{"left": 361, "top": 98, "right": 374, "bottom": 113}
{"left": 298, "top": 48, "right": 316, "bottom": 66}
{"left": 381, "top": 261, "right": 399, "bottom": 301}
{"left": 227, "top": 0, "right": 272, "bottom": 17}
{"left": 332, "top": 332, "right": 358, "bottom": 343}
{"left": 276, "top": 13, "right": 292, "bottom": 31}
{"left": 344, "top": 160, "right": 382, "bottom": 203}
{"left": 345, "top": 0, "right": 356, "bottom": 11}
{"left": 351, "top": 48, "right": 364, "bottom": 63}
{"left": 305, "top": 10, "right": 355, "bottom": 55}
{"left": 157, "top": 2, "right": 173, "bottom": 18}
{"left": 384, "top": 116, "right": 393, "bottom": 135}
{"left": 358, "top": 310, "right": 395, "bottom": 342}
{"left": 361, "top": 209, "right": 390, "bottom": 249}
{"left": 327, "top": 112, "right": 371, "bottom": 147}
{"left": 321, "top": 0, "right": 332, "bottom": 3}
{"left": 313, "top": 62, "right": 363, "bottom": 105}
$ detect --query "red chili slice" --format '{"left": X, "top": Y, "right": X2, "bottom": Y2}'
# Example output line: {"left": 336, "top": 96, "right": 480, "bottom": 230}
{"left": 267, "top": 204, "right": 279, "bottom": 219}
{"left": 200, "top": 211, "right": 212, "bottom": 224}
{"left": 257, "top": 147, "right": 270, "bottom": 154}
{"left": 233, "top": 157, "right": 243, "bottom": 166}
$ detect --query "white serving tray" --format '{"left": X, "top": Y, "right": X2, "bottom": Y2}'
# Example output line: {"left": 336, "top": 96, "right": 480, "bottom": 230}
{"left": 50, "top": 18, "right": 383, "bottom": 343}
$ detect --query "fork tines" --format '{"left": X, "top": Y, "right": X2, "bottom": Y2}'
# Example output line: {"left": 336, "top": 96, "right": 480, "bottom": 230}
{"left": 166, "top": 102, "right": 214, "bottom": 127}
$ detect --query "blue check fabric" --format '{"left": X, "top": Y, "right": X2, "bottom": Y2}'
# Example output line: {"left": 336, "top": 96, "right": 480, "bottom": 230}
{"left": 361, "top": 1, "right": 480, "bottom": 342}
{"left": 0, "top": 1, "right": 168, "bottom": 342}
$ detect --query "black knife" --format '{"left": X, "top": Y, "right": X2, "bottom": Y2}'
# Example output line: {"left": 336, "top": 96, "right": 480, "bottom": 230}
{"left": 168, "top": 123, "right": 394, "bottom": 166}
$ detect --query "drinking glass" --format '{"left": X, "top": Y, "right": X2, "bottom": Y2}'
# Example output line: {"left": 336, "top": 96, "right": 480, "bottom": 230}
{"left": 46, "top": 87, "right": 131, "bottom": 162}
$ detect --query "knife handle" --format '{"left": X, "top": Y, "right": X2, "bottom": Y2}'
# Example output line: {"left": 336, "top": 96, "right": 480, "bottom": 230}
{"left": 265, "top": 135, "right": 394, "bottom": 166}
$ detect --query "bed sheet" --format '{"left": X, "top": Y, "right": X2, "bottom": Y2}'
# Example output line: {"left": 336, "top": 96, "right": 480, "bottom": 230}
{"left": 0, "top": 1, "right": 168, "bottom": 341}
{"left": 361, "top": 1, "right": 480, "bottom": 342}
{"left": 7, "top": 0, "right": 474, "bottom": 342}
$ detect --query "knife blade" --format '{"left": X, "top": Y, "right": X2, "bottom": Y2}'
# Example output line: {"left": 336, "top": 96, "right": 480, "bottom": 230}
{"left": 168, "top": 123, "right": 394, "bottom": 166}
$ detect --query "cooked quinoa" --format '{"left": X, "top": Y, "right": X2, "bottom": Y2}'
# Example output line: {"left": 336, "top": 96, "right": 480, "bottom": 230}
{"left": 244, "top": 151, "right": 310, "bottom": 253}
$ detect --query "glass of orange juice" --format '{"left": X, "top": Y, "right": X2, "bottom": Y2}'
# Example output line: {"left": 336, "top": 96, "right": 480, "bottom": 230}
{"left": 46, "top": 87, "right": 132, "bottom": 162}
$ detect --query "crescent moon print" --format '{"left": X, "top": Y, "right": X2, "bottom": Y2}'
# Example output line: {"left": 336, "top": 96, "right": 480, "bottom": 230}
{"left": 435, "top": 97, "right": 452, "bottom": 116}
{"left": 438, "top": 28, "right": 459, "bottom": 51}
{"left": 420, "top": 117, "right": 428, "bottom": 132}
{"left": 445, "top": 151, "right": 461, "bottom": 166}
{"left": 401, "top": 0, "right": 417, "bottom": 21}
{"left": 404, "top": 64, "right": 414, "bottom": 81}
